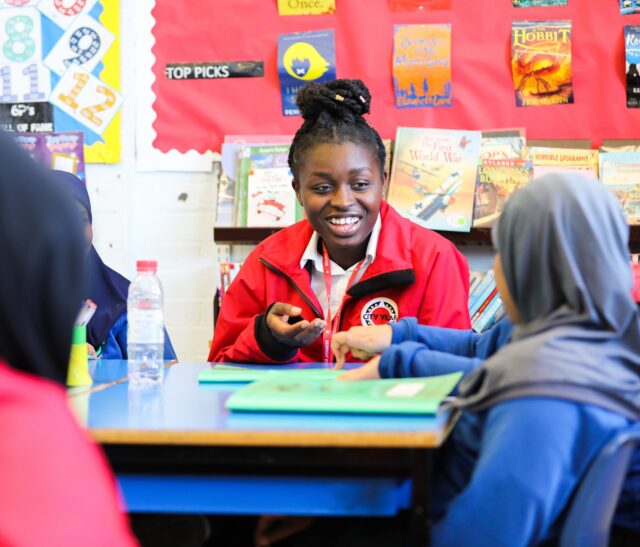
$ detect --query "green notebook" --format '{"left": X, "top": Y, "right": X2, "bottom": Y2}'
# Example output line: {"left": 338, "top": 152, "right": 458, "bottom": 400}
{"left": 225, "top": 372, "right": 462, "bottom": 415}
{"left": 198, "top": 365, "right": 341, "bottom": 384}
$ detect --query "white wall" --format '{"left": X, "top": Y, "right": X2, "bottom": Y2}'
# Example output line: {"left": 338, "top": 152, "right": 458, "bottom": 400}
{"left": 86, "top": 1, "right": 217, "bottom": 362}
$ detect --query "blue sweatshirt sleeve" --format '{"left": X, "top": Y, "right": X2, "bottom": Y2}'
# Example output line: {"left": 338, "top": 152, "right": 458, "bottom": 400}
{"left": 391, "top": 317, "right": 514, "bottom": 357}
{"left": 378, "top": 342, "right": 481, "bottom": 379}
{"left": 100, "top": 311, "right": 177, "bottom": 361}
{"left": 380, "top": 317, "right": 514, "bottom": 379}
{"left": 432, "top": 399, "right": 628, "bottom": 547}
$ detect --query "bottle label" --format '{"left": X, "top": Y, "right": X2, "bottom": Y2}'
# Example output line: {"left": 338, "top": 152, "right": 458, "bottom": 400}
{"left": 128, "top": 308, "right": 164, "bottom": 344}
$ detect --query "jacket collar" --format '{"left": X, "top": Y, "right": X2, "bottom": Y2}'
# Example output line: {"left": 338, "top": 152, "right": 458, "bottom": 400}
{"left": 259, "top": 201, "right": 416, "bottom": 297}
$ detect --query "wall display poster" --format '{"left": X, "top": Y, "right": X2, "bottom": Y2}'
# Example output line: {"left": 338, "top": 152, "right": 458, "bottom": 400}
{"left": 511, "top": 20, "right": 573, "bottom": 107}
{"left": 0, "top": 0, "right": 121, "bottom": 163}
{"left": 145, "top": 0, "right": 640, "bottom": 163}
{"left": 393, "top": 24, "right": 451, "bottom": 108}
{"left": 626, "top": 25, "right": 640, "bottom": 108}
{"left": 278, "top": 29, "right": 336, "bottom": 116}
{"left": 388, "top": 0, "right": 451, "bottom": 10}
{"left": 621, "top": 0, "right": 640, "bottom": 16}
{"left": 513, "top": 0, "right": 567, "bottom": 7}
{"left": 277, "top": 0, "right": 335, "bottom": 16}
{"left": 14, "top": 129, "right": 85, "bottom": 180}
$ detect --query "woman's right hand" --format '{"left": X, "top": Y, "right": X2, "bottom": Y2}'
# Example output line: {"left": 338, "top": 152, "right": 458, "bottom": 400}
{"left": 266, "top": 302, "right": 326, "bottom": 348}
{"left": 331, "top": 324, "right": 393, "bottom": 369}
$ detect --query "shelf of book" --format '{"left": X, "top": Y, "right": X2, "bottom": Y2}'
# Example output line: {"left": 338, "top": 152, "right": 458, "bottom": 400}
{"left": 214, "top": 225, "right": 640, "bottom": 251}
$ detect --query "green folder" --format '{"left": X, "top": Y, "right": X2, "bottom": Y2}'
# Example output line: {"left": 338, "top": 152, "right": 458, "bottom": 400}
{"left": 225, "top": 372, "right": 463, "bottom": 415}
{"left": 198, "top": 365, "right": 342, "bottom": 384}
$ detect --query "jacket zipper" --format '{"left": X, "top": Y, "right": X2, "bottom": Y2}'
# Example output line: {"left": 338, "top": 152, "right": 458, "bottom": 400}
{"left": 259, "top": 258, "right": 323, "bottom": 319}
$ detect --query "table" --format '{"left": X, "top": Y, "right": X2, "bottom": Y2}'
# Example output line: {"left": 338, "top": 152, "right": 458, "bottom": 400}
{"left": 81, "top": 361, "right": 456, "bottom": 547}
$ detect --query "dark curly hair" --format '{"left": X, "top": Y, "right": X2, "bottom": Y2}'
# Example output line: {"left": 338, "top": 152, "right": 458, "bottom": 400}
{"left": 288, "top": 79, "right": 386, "bottom": 181}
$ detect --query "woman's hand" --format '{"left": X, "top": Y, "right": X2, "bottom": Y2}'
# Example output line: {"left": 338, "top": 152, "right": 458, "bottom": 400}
{"left": 331, "top": 324, "right": 393, "bottom": 369}
{"left": 338, "top": 355, "right": 381, "bottom": 381}
{"left": 266, "top": 303, "right": 326, "bottom": 348}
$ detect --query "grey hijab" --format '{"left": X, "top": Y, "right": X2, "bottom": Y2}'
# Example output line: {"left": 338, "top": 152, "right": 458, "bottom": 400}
{"left": 451, "top": 173, "right": 640, "bottom": 419}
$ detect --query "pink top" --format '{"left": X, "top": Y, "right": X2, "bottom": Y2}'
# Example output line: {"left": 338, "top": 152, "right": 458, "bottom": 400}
{"left": 0, "top": 361, "right": 136, "bottom": 546}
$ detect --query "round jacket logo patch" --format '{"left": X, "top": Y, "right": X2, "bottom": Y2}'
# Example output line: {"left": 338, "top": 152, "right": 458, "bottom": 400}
{"left": 361, "top": 298, "right": 399, "bottom": 326}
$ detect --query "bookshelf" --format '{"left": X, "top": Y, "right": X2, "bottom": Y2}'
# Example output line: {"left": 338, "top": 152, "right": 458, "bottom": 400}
{"left": 214, "top": 226, "right": 640, "bottom": 251}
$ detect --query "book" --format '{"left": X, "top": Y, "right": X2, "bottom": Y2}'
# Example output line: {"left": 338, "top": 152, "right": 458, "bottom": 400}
{"left": 387, "top": 127, "right": 482, "bottom": 232}
{"left": 468, "top": 269, "right": 496, "bottom": 318}
{"left": 600, "top": 140, "right": 640, "bottom": 153}
{"left": 625, "top": 25, "right": 640, "bottom": 108}
{"left": 471, "top": 287, "right": 498, "bottom": 326}
{"left": 479, "top": 128, "right": 526, "bottom": 162}
{"left": 215, "top": 143, "right": 242, "bottom": 227}
{"left": 198, "top": 365, "right": 341, "bottom": 384}
{"left": 472, "top": 292, "right": 505, "bottom": 333}
{"left": 12, "top": 131, "right": 86, "bottom": 182}
{"left": 245, "top": 144, "right": 298, "bottom": 227}
{"left": 226, "top": 372, "right": 463, "bottom": 415}
{"left": 527, "top": 139, "right": 591, "bottom": 150}
{"left": 473, "top": 159, "right": 533, "bottom": 228}
{"left": 527, "top": 147, "right": 599, "bottom": 179}
{"left": 511, "top": 20, "right": 573, "bottom": 107}
{"left": 599, "top": 151, "right": 640, "bottom": 224}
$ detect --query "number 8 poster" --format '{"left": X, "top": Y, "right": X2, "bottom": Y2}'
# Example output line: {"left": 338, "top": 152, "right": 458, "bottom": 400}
{"left": 0, "top": 0, "right": 121, "bottom": 163}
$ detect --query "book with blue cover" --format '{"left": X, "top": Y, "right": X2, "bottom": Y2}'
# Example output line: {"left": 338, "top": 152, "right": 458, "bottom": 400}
{"left": 226, "top": 372, "right": 462, "bottom": 415}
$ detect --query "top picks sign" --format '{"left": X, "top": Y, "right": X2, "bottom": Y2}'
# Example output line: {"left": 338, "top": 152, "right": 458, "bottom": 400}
{"left": 166, "top": 61, "right": 264, "bottom": 80}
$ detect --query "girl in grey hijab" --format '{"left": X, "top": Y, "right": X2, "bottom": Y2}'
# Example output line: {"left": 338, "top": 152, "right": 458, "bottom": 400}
{"left": 453, "top": 172, "right": 640, "bottom": 418}
{"left": 428, "top": 173, "right": 640, "bottom": 546}
{"left": 336, "top": 172, "right": 640, "bottom": 546}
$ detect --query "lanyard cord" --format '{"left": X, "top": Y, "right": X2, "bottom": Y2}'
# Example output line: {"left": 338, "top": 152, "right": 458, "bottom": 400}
{"left": 321, "top": 242, "right": 365, "bottom": 363}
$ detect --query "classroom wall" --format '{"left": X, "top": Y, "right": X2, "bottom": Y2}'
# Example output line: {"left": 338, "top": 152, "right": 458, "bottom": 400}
{"left": 85, "top": 1, "right": 495, "bottom": 362}
{"left": 85, "top": 1, "right": 217, "bottom": 362}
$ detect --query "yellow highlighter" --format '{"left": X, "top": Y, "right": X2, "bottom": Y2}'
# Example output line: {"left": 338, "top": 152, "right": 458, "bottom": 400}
{"left": 66, "top": 324, "right": 93, "bottom": 387}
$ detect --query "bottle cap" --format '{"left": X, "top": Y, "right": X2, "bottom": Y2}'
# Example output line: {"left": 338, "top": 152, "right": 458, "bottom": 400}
{"left": 136, "top": 260, "right": 158, "bottom": 272}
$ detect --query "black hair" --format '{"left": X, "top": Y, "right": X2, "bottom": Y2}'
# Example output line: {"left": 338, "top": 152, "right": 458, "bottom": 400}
{"left": 288, "top": 79, "right": 386, "bottom": 181}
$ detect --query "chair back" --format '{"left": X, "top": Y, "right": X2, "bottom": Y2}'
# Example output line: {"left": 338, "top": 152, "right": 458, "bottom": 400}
{"left": 560, "top": 423, "right": 640, "bottom": 547}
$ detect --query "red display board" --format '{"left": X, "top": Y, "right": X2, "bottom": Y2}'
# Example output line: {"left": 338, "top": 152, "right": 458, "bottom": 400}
{"left": 150, "top": 0, "right": 640, "bottom": 154}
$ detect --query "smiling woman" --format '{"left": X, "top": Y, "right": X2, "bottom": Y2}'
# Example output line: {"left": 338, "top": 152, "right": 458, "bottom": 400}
{"left": 208, "top": 78, "right": 471, "bottom": 366}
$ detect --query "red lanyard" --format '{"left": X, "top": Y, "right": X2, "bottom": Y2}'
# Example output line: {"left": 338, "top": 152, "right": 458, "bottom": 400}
{"left": 321, "top": 243, "right": 365, "bottom": 363}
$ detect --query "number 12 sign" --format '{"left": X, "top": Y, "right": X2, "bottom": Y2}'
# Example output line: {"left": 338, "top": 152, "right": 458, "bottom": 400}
{"left": 51, "top": 66, "right": 121, "bottom": 135}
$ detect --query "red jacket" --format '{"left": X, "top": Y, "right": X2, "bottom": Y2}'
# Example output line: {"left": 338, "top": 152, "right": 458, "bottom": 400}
{"left": 209, "top": 201, "right": 471, "bottom": 363}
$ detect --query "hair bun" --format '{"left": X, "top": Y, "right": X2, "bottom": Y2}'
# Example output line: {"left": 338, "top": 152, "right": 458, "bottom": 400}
{"left": 296, "top": 79, "right": 372, "bottom": 123}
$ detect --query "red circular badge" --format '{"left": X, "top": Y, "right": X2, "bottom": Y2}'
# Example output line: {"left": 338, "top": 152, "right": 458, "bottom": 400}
{"left": 361, "top": 298, "right": 399, "bottom": 326}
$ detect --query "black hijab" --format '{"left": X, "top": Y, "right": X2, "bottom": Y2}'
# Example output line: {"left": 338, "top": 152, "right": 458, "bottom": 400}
{"left": 0, "top": 133, "right": 86, "bottom": 384}
{"left": 50, "top": 171, "right": 129, "bottom": 350}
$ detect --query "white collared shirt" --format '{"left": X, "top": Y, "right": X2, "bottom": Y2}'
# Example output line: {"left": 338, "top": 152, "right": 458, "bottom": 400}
{"left": 300, "top": 214, "right": 382, "bottom": 321}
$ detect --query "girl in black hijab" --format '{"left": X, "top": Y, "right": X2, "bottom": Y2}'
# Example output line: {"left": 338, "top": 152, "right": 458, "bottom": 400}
{"left": 51, "top": 170, "right": 177, "bottom": 361}
{"left": 0, "top": 131, "right": 136, "bottom": 545}
{"left": 0, "top": 136, "right": 85, "bottom": 383}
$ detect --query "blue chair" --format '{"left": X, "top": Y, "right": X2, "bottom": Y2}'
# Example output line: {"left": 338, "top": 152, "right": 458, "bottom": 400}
{"left": 560, "top": 422, "right": 640, "bottom": 547}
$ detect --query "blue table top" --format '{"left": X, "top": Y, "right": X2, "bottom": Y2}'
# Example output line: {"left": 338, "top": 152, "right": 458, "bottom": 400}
{"left": 75, "top": 361, "right": 453, "bottom": 449}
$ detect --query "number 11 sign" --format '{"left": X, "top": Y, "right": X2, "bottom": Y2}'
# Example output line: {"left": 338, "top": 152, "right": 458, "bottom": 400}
{"left": 51, "top": 65, "right": 121, "bottom": 135}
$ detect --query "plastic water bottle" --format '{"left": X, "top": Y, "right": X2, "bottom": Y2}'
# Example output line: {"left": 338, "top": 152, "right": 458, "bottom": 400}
{"left": 127, "top": 260, "right": 165, "bottom": 385}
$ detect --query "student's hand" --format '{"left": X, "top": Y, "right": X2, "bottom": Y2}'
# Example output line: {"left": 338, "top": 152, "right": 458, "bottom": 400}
{"left": 338, "top": 356, "right": 381, "bottom": 381}
{"left": 266, "top": 302, "right": 326, "bottom": 348}
{"left": 254, "top": 515, "right": 315, "bottom": 547}
{"left": 331, "top": 325, "right": 393, "bottom": 369}
{"left": 86, "top": 343, "right": 97, "bottom": 359}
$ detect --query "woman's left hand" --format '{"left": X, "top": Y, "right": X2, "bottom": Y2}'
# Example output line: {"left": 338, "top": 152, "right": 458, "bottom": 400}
{"left": 337, "top": 355, "right": 381, "bottom": 381}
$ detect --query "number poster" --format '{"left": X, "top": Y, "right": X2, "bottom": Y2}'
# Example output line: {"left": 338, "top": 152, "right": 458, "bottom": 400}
{"left": 0, "top": 0, "right": 121, "bottom": 163}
